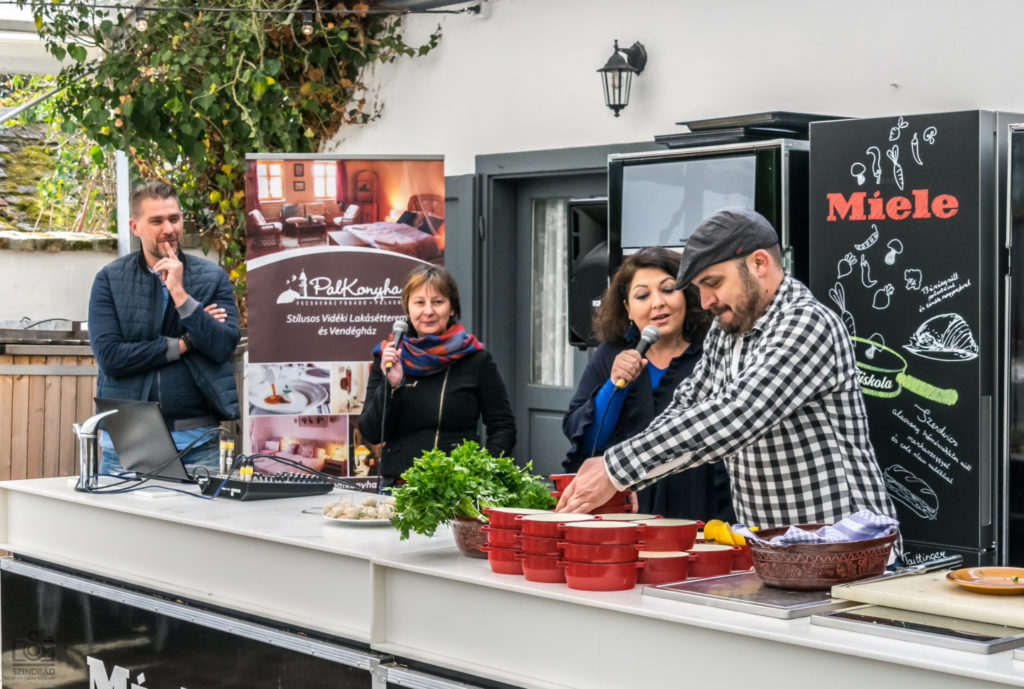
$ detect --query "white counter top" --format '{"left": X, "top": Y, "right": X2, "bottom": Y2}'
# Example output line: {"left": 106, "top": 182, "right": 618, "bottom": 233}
{"left": 1, "top": 478, "right": 1022, "bottom": 689}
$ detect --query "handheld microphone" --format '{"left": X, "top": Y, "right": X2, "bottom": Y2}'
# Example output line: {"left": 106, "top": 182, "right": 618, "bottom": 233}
{"left": 385, "top": 320, "right": 408, "bottom": 370}
{"left": 615, "top": 325, "right": 660, "bottom": 388}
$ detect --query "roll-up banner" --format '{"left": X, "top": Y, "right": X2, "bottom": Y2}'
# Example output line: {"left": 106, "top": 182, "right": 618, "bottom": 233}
{"left": 244, "top": 155, "right": 445, "bottom": 491}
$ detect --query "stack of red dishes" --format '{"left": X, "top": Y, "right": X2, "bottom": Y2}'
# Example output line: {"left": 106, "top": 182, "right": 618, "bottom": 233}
{"left": 686, "top": 543, "right": 742, "bottom": 578}
{"left": 515, "top": 512, "right": 594, "bottom": 583}
{"left": 637, "top": 551, "right": 692, "bottom": 584}
{"left": 479, "top": 507, "right": 549, "bottom": 576}
{"left": 557, "top": 521, "right": 645, "bottom": 591}
{"left": 548, "top": 473, "right": 635, "bottom": 515}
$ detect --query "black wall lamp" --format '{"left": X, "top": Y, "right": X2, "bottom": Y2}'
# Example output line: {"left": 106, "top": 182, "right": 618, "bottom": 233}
{"left": 597, "top": 40, "right": 647, "bottom": 117}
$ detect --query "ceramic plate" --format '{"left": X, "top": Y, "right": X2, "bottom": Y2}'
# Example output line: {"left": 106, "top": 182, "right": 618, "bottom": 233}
{"left": 946, "top": 567, "right": 1024, "bottom": 595}
{"left": 249, "top": 380, "right": 328, "bottom": 414}
{"left": 302, "top": 506, "right": 392, "bottom": 527}
{"left": 322, "top": 514, "right": 392, "bottom": 527}
{"left": 298, "top": 366, "right": 332, "bottom": 386}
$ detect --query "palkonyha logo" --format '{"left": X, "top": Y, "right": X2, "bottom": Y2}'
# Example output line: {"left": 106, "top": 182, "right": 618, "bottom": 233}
{"left": 87, "top": 655, "right": 188, "bottom": 689}
{"left": 276, "top": 269, "right": 401, "bottom": 305}
{"left": 11, "top": 630, "right": 56, "bottom": 679}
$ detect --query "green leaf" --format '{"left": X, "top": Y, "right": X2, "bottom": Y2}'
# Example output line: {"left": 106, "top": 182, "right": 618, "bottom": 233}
{"left": 89, "top": 145, "right": 103, "bottom": 166}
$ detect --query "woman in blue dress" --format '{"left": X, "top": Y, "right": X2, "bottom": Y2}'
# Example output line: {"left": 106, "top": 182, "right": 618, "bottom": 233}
{"left": 562, "top": 247, "right": 734, "bottom": 521}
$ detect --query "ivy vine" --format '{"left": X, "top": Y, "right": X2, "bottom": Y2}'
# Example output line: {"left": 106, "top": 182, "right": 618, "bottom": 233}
{"left": 24, "top": 0, "right": 442, "bottom": 321}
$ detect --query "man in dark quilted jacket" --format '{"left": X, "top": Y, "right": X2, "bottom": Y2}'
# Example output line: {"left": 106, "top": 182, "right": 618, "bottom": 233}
{"left": 88, "top": 181, "right": 240, "bottom": 476}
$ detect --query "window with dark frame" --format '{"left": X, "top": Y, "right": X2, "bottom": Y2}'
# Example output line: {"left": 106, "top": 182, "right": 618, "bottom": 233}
{"left": 294, "top": 162, "right": 305, "bottom": 177}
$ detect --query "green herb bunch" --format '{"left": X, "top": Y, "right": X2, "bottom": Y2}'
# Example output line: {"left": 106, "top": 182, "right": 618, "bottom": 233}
{"left": 389, "top": 441, "right": 555, "bottom": 540}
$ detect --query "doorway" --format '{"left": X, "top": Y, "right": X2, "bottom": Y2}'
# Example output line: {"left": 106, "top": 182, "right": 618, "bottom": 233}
{"left": 476, "top": 142, "right": 659, "bottom": 475}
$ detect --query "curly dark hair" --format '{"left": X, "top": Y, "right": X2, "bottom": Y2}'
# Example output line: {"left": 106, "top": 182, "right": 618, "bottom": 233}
{"left": 591, "top": 247, "right": 711, "bottom": 345}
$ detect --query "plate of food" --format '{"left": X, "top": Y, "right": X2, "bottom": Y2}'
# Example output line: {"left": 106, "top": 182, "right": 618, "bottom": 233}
{"left": 249, "top": 380, "right": 328, "bottom": 414}
{"left": 946, "top": 567, "right": 1024, "bottom": 595}
{"left": 320, "top": 496, "right": 396, "bottom": 525}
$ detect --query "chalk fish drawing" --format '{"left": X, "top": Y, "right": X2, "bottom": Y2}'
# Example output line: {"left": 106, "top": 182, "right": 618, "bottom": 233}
{"left": 828, "top": 282, "right": 856, "bottom": 336}
{"left": 850, "top": 162, "right": 866, "bottom": 186}
{"left": 905, "top": 313, "right": 979, "bottom": 361}
{"left": 860, "top": 254, "right": 877, "bottom": 288}
{"left": 887, "top": 145, "right": 905, "bottom": 190}
{"left": 837, "top": 252, "right": 857, "bottom": 279}
{"left": 872, "top": 284, "right": 894, "bottom": 310}
{"left": 866, "top": 146, "right": 882, "bottom": 185}
{"left": 854, "top": 224, "right": 879, "bottom": 251}
{"left": 884, "top": 239, "right": 904, "bottom": 266}
{"left": 904, "top": 269, "right": 923, "bottom": 291}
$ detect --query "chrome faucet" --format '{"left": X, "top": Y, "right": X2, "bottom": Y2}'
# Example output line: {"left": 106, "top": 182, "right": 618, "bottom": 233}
{"left": 72, "top": 410, "right": 119, "bottom": 492}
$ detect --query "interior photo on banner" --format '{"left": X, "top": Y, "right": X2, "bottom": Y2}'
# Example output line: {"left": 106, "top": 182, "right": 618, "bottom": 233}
{"left": 243, "top": 154, "right": 446, "bottom": 491}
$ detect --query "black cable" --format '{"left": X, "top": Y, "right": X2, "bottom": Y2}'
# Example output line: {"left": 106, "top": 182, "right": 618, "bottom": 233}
{"left": 244, "top": 452, "right": 363, "bottom": 492}
{"left": 589, "top": 384, "right": 624, "bottom": 457}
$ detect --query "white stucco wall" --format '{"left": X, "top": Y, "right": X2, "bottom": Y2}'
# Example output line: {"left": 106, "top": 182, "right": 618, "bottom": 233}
{"left": 0, "top": 243, "right": 218, "bottom": 323}
{"left": 327, "top": 0, "right": 1024, "bottom": 174}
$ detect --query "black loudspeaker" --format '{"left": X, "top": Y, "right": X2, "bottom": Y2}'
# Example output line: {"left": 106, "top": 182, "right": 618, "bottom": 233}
{"left": 567, "top": 198, "right": 611, "bottom": 349}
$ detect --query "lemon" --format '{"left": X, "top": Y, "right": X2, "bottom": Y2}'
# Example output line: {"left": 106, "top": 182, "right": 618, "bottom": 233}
{"left": 703, "top": 519, "right": 724, "bottom": 543}
{"left": 732, "top": 531, "right": 746, "bottom": 546}
{"left": 716, "top": 527, "right": 734, "bottom": 546}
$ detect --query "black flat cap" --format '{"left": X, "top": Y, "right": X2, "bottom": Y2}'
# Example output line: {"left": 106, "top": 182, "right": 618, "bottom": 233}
{"left": 676, "top": 208, "right": 779, "bottom": 288}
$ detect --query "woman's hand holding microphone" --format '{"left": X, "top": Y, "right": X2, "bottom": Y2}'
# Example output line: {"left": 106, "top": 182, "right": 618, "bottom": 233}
{"left": 610, "top": 349, "right": 646, "bottom": 388}
{"left": 381, "top": 342, "right": 404, "bottom": 388}
{"left": 382, "top": 319, "right": 409, "bottom": 389}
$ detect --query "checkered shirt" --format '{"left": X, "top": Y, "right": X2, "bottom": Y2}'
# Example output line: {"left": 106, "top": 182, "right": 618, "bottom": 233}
{"left": 603, "top": 277, "right": 899, "bottom": 530}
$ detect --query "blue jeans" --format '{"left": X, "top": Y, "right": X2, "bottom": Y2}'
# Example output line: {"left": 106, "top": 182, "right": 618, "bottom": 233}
{"left": 99, "top": 440, "right": 220, "bottom": 477}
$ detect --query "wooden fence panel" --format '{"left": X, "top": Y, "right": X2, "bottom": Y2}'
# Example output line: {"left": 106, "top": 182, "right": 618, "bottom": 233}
{"left": 0, "top": 354, "right": 12, "bottom": 481}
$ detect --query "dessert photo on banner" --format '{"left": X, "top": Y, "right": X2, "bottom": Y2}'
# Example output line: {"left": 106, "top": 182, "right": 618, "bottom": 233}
{"left": 243, "top": 155, "right": 445, "bottom": 492}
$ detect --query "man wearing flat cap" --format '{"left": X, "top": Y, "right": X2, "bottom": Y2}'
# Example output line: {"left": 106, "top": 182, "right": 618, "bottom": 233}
{"left": 557, "top": 208, "right": 897, "bottom": 531}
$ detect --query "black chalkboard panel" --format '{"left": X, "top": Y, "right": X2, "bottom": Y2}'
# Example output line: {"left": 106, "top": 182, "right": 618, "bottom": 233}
{"left": 810, "top": 111, "right": 999, "bottom": 553}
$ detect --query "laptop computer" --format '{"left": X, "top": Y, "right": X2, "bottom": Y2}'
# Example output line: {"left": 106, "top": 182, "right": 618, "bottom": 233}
{"left": 95, "top": 398, "right": 194, "bottom": 483}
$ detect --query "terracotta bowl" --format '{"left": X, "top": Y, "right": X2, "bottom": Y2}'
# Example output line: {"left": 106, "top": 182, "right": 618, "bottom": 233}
{"left": 748, "top": 524, "right": 898, "bottom": 590}
{"left": 451, "top": 515, "right": 488, "bottom": 559}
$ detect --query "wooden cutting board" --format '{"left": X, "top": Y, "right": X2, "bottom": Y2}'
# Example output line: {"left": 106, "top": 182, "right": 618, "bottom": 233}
{"left": 831, "top": 571, "right": 1024, "bottom": 627}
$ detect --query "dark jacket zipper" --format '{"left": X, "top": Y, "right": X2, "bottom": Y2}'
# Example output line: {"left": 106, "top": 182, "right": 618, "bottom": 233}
{"left": 433, "top": 368, "right": 450, "bottom": 448}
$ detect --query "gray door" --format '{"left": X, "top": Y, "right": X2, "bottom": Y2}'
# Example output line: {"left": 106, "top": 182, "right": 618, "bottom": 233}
{"left": 513, "top": 174, "right": 606, "bottom": 477}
